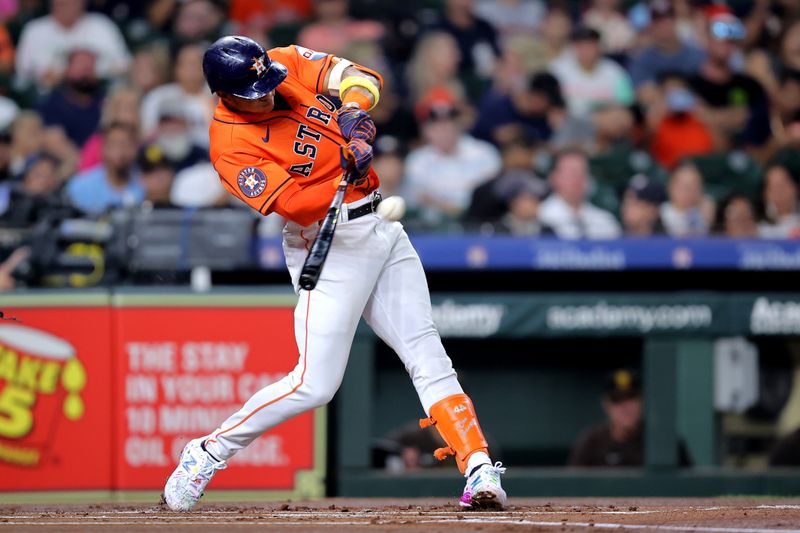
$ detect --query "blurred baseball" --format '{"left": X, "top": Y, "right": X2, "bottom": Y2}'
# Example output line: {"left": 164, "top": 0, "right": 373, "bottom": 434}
{"left": 377, "top": 195, "right": 406, "bottom": 221}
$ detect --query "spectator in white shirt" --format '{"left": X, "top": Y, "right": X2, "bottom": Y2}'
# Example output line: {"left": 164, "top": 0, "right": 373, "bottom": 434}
{"left": 659, "top": 162, "right": 716, "bottom": 237}
{"left": 550, "top": 26, "right": 633, "bottom": 119}
{"left": 582, "top": 0, "right": 635, "bottom": 55}
{"left": 758, "top": 163, "right": 800, "bottom": 238}
{"left": 16, "top": 0, "right": 131, "bottom": 91}
{"left": 538, "top": 148, "right": 622, "bottom": 239}
{"left": 140, "top": 42, "right": 214, "bottom": 148}
{"left": 404, "top": 88, "right": 501, "bottom": 226}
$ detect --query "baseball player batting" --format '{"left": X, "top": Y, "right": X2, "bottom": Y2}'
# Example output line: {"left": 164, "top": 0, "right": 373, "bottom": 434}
{"left": 162, "top": 36, "right": 506, "bottom": 511}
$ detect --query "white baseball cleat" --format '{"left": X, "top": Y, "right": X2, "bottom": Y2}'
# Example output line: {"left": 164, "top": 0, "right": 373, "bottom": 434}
{"left": 459, "top": 462, "right": 507, "bottom": 510}
{"left": 162, "top": 438, "right": 227, "bottom": 511}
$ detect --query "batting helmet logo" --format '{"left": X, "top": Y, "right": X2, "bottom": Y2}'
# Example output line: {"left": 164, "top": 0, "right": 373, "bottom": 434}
{"left": 251, "top": 56, "right": 267, "bottom": 77}
{"left": 237, "top": 167, "right": 267, "bottom": 198}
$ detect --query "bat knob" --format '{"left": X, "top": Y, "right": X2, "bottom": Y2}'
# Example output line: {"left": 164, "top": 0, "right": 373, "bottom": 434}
{"left": 299, "top": 273, "right": 318, "bottom": 291}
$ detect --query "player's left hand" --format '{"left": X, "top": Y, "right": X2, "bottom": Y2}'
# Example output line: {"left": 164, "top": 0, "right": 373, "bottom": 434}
{"left": 337, "top": 106, "right": 376, "bottom": 143}
{"left": 341, "top": 138, "right": 373, "bottom": 184}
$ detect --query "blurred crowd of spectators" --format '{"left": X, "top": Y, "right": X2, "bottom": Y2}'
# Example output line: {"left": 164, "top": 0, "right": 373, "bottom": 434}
{"left": 379, "top": 0, "right": 800, "bottom": 240}
{"left": 2, "top": 0, "right": 800, "bottom": 287}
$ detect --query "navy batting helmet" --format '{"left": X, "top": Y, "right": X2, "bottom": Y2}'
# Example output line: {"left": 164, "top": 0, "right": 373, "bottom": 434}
{"left": 203, "top": 36, "right": 288, "bottom": 100}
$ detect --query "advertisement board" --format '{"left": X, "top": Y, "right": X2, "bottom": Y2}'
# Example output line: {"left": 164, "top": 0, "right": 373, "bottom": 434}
{"left": 112, "top": 298, "right": 322, "bottom": 492}
{"left": 259, "top": 236, "right": 800, "bottom": 271}
{"left": 0, "top": 291, "right": 325, "bottom": 497}
{"left": 0, "top": 294, "right": 113, "bottom": 490}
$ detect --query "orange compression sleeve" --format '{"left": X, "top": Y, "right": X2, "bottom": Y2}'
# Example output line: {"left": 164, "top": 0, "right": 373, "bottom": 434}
{"left": 341, "top": 89, "right": 373, "bottom": 111}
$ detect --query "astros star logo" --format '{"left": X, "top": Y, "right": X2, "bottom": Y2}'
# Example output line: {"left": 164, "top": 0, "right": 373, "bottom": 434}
{"left": 251, "top": 55, "right": 267, "bottom": 77}
{"left": 244, "top": 172, "right": 258, "bottom": 190}
{"left": 237, "top": 166, "right": 267, "bottom": 198}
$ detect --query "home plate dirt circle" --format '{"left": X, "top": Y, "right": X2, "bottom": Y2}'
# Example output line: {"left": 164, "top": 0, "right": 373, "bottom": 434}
{"left": 1, "top": 498, "right": 799, "bottom": 532}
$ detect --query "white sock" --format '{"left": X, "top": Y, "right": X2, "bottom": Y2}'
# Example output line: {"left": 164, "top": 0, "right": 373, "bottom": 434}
{"left": 465, "top": 451, "right": 491, "bottom": 477}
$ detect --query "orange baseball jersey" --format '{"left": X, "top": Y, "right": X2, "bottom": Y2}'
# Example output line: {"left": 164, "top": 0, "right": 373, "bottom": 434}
{"left": 209, "top": 45, "right": 382, "bottom": 225}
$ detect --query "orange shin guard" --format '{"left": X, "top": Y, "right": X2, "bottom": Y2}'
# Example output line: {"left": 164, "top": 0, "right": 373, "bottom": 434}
{"left": 419, "top": 393, "right": 489, "bottom": 473}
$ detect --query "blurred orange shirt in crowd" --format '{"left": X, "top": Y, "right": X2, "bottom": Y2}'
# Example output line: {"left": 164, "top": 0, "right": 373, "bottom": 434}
{"left": 651, "top": 114, "right": 714, "bottom": 169}
{"left": 0, "top": 25, "right": 13, "bottom": 72}
{"left": 229, "top": 0, "right": 312, "bottom": 29}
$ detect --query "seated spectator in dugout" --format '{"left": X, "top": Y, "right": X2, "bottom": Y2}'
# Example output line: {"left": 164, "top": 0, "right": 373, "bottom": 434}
{"left": 376, "top": 418, "right": 501, "bottom": 473}
{"left": 769, "top": 426, "right": 800, "bottom": 466}
{"left": 569, "top": 369, "right": 692, "bottom": 467}
{"left": 376, "top": 420, "right": 449, "bottom": 473}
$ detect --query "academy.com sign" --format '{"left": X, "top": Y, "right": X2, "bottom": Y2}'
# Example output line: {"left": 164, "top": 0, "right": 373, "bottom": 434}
{"left": 431, "top": 300, "right": 506, "bottom": 337}
{"left": 750, "top": 298, "right": 800, "bottom": 334}
{"left": 546, "top": 302, "right": 713, "bottom": 333}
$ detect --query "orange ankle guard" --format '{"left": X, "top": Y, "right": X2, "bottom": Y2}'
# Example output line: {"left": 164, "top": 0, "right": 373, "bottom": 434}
{"left": 419, "top": 393, "right": 489, "bottom": 473}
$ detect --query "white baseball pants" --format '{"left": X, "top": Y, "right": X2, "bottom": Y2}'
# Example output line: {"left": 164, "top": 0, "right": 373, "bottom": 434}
{"left": 205, "top": 198, "right": 463, "bottom": 460}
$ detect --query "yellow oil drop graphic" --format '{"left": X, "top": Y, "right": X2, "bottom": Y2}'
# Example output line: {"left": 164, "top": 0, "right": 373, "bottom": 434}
{"left": 63, "top": 394, "right": 84, "bottom": 420}
{"left": 62, "top": 358, "right": 86, "bottom": 392}
{"left": 61, "top": 358, "right": 87, "bottom": 421}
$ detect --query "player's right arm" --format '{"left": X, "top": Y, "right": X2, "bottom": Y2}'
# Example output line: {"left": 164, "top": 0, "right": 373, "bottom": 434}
{"left": 270, "top": 45, "right": 382, "bottom": 142}
{"left": 324, "top": 58, "right": 383, "bottom": 143}
{"left": 268, "top": 45, "right": 384, "bottom": 108}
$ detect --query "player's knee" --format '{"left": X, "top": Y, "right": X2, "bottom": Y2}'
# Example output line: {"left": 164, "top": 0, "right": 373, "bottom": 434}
{"left": 303, "top": 383, "right": 338, "bottom": 408}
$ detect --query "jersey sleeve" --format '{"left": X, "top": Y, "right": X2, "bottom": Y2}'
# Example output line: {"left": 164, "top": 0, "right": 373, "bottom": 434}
{"left": 269, "top": 45, "right": 335, "bottom": 94}
{"left": 269, "top": 44, "right": 385, "bottom": 96}
{"left": 213, "top": 151, "right": 294, "bottom": 214}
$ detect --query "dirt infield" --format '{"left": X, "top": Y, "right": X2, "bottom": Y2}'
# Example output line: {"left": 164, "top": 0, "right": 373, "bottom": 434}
{"left": 0, "top": 498, "right": 799, "bottom": 532}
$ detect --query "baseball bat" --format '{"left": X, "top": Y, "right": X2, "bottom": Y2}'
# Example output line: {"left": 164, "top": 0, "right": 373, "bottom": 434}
{"left": 298, "top": 164, "right": 358, "bottom": 291}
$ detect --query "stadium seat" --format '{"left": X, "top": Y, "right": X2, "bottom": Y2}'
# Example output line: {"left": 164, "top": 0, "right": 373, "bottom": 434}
{"left": 590, "top": 181, "right": 621, "bottom": 215}
{"left": 769, "top": 148, "right": 800, "bottom": 180}
{"left": 587, "top": 148, "right": 666, "bottom": 215}
{"left": 268, "top": 23, "right": 302, "bottom": 49}
{"left": 589, "top": 147, "right": 667, "bottom": 187}
{"left": 109, "top": 208, "right": 256, "bottom": 273}
{"left": 685, "top": 151, "right": 762, "bottom": 201}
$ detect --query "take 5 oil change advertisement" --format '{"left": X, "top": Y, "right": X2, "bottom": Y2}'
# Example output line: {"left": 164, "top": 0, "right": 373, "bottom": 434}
{"left": 0, "top": 304, "right": 113, "bottom": 489}
{"left": 0, "top": 293, "right": 324, "bottom": 496}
